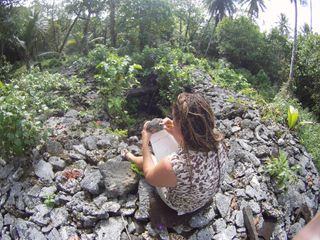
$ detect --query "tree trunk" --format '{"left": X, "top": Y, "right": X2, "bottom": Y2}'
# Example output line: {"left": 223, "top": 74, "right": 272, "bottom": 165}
{"left": 109, "top": 0, "right": 117, "bottom": 47}
{"left": 198, "top": 14, "right": 213, "bottom": 52}
{"left": 204, "top": 20, "right": 217, "bottom": 57}
{"left": 287, "top": 0, "right": 298, "bottom": 94}
{"left": 59, "top": 6, "right": 82, "bottom": 54}
{"left": 184, "top": 9, "right": 191, "bottom": 46}
{"left": 51, "top": 0, "right": 58, "bottom": 52}
{"left": 179, "top": 18, "right": 182, "bottom": 47}
{"left": 81, "top": 11, "right": 92, "bottom": 55}
{"left": 139, "top": 23, "right": 146, "bottom": 51}
{"left": 310, "top": 0, "right": 313, "bottom": 32}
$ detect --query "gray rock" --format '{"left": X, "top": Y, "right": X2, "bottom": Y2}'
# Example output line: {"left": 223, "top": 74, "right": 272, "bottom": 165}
{"left": 48, "top": 156, "right": 66, "bottom": 171}
{"left": 146, "top": 118, "right": 163, "bottom": 132}
{"left": 0, "top": 213, "right": 3, "bottom": 231}
{"left": 39, "top": 186, "right": 57, "bottom": 199}
{"left": 82, "top": 114, "right": 95, "bottom": 123}
{"left": 214, "top": 225, "right": 236, "bottom": 240}
{"left": 12, "top": 167, "right": 24, "bottom": 180}
{"left": 30, "top": 204, "right": 51, "bottom": 226}
{"left": 34, "top": 160, "right": 54, "bottom": 181}
{"left": 134, "top": 179, "right": 153, "bottom": 220}
{"left": 240, "top": 200, "right": 260, "bottom": 214}
{"left": 50, "top": 207, "right": 68, "bottom": 228}
{"left": 69, "top": 150, "right": 84, "bottom": 160}
{"left": 289, "top": 219, "right": 305, "bottom": 238}
{"left": 231, "top": 126, "right": 241, "bottom": 133}
{"left": 80, "top": 166, "right": 103, "bottom": 195}
{"left": 97, "top": 134, "right": 118, "bottom": 149}
{"left": 189, "top": 205, "right": 216, "bottom": 228}
{"left": 235, "top": 210, "right": 244, "bottom": 227}
{"left": 15, "top": 218, "right": 46, "bottom": 240}
{"left": 65, "top": 109, "right": 79, "bottom": 118}
{"left": 120, "top": 207, "right": 136, "bottom": 216}
{"left": 254, "top": 145, "right": 270, "bottom": 158}
{"left": 99, "top": 161, "right": 139, "bottom": 198}
{"left": 73, "top": 144, "right": 87, "bottom": 156}
{"left": 4, "top": 213, "right": 15, "bottom": 226}
{"left": 241, "top": 119, "right": 259, "bottom": 129}
{"left": 57, "top": 178, "right": 82, "bottom": 194}
{"left": 101, "top": 201, "right": 121, "bottom": 213}
{"left": 95, "top": 217, "right": 127, "bottom": 240}
{"left": 93, "top": 194, "right": 109, "bottom": 208}
{"left": 235, "top": 189, "right": 246, "bottom": 198}
{"left": 213, "top": 218, "right": 226, "bottom": 233}
{"left": 47, "top": 228, "right": 62, "bottom": 240}
{"left": 0, "top": 163, "right": 14, "bottom": 179}
{"left": 82, "top": 136, "right": 98, "bottom": 150}
{"left": 237, "top": 139, "right": 252, "bottom": 152}
{"left": 215, "top": 193, "right": 232, "bottom": 218}
{"left": 189, "top": 226, "right": 215, "bottom": 240}
{"left": 46, "top": 140, "right": 63, "bottom": 155}
{"left": 245, "top": 185, "right": 256, "bottom": 199}
{"left": 59, "top": 226, "right": 78, "bottom": 240}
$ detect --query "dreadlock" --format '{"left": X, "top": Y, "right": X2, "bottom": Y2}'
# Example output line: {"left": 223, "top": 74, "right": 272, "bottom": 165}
{"left": 172, "top": 92, "right": 223, "bottom": 152}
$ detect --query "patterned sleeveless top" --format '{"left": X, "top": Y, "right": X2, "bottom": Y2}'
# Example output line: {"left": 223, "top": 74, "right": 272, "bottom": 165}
{"left": 163, "top": 142, "right": 227, "bottom": 214}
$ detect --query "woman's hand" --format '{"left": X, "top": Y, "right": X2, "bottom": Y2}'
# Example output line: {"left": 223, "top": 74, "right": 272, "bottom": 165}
{"left": 161, "top": 117, "right": 174, "bottom": 134}
{"left": 141, "top": 121, "right": 152, "bottom": 147}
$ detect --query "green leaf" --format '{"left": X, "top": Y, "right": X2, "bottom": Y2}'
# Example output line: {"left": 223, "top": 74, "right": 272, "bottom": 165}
{"left": 288, "top": 105, "right": 299, "bottom": 129}
{"left": 132, "top": 64, "right": 142, "bottom": 70}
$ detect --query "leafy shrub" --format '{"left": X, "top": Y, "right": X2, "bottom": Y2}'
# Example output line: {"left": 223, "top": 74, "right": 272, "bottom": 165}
{"left": 154, "top": 60, "right": 195, "bottom": 104}
{"left": 210, "top": 60, "right": 253, "bottom": 92}
{"left": 260, "top": 95, "right": 320, "bottom": 172}
{"left": 0, "top": 70, "right": 85, "bottom": 157}
{"left": 95, "top": 52, "right": 141, "bottom": 126}
{"left": 133, "top": 45, "right": 209, "bottom": 76}
{"left": 0, "top": 88, "right": 43, "bottom": 156}
{"left": 239, "top": 69, "right": 277, "bottom": 101}
{"left": 69, "top": 44, "right": 112, "bottom": 75}
{"left": 296, "top": 112, "right": 320, "bottom": 171}
{"left": 105, "top": 128, "right": 128, "bottom": 138}
{"left": 295, "top": 33, "right": 320, "bottom": 118}
{"left": 0, "top": 55, "right": 13, "bottom": 81}
{"left": 266, "top": 150, "right": 300, "bottom": 191}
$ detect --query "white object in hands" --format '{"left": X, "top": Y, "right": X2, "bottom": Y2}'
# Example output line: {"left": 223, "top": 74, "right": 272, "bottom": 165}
{"left": 150, "top": 130, "right": 179, "bottom": 161}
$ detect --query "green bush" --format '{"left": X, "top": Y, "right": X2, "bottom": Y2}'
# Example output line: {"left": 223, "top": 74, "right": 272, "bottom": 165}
{"left": 0, "top": 84, "right": 43, "bottom": 156}
{"left": 209, "top": 60, "right": 252, "bottom": 92}
{"left": 295, "top": 33, "right": 320, "bottom": 118}
{"left": 0, "top": 70, "right": 85, "bottom": 157}
{"left": 95, "top": 52, "right": 141, "bottom": 126}
{"left": 0, "top": 55, "right": 13, "bottom": 82}
{"left": 266, "top": 150, "right": 300, "bottom": 191}
{"left": 260, "top": 95, "right": 320, "bottom": 172}
{"left": 239, "top": 69, "right": 277, "bottom": 101}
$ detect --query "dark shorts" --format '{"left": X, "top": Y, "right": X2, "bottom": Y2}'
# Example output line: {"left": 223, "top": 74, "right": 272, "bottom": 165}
{"left": 149, "top": 189, "right": 212, "bottom": 229}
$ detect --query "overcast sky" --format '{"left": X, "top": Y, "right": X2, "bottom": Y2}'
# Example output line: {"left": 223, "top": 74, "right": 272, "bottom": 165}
{"left": 256, "top": 0, "right": 319, "bottom": 34}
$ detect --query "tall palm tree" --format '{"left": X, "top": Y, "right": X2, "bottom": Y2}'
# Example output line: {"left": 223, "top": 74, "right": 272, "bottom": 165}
{"left": 277, "top": 13, "right": 290, "bottom": 37}
{"left": 204, "top": 0, "right": 236, "bottom": 56}
{"left": 206, "top": 0, "right": 236, "bottom": 24}
{"left": 240, "top": 0, "right": 266, "bottom": 19}
{"left": 283, "top": 0, "right": 307, "bottom": 95}
{"left": 309, "top": 0, "right": 312, "bottom": 32}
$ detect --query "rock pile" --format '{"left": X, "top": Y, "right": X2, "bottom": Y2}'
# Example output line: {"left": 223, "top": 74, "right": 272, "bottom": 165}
{"left": 0, "top": 71, "right": 319, "bottom": 240}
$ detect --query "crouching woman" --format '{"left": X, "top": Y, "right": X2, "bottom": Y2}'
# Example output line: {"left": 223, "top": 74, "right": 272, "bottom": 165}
{"left": 124, "top": 92, "right": 228, "bottom": 227}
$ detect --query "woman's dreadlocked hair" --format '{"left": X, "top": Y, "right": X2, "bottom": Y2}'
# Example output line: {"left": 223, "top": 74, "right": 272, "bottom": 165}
{"left": 172, "top": 92, "right": 223, "bottom": 152}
